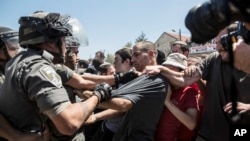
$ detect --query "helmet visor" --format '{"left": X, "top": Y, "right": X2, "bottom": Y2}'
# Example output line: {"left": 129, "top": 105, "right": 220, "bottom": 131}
{"left": 66, "top": 36, "right": 80, "bottom": 48}
{"left": 3, "top": 36, "right": 20, "bottom": 51}
{"left": 1, "top": 36, "right": 21, "bottom": 57}
{"left": 67, "top": 18, "right": 88, "bottom": 47}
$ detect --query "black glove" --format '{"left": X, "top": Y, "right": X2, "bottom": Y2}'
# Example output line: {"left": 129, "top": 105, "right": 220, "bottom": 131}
{"left": 93, "top": 82, "right": 112, "bottom": 103}
{"left": 114, "top": 71, "right": 138, "bottom": 85}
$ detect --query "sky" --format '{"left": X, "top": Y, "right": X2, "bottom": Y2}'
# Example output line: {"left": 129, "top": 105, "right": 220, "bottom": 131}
{"left": 1, "top": 0, "right": 206, "bottom": 59}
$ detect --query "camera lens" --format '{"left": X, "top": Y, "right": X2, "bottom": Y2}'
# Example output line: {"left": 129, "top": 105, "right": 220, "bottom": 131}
{"left": 185, "top": 1, "right": 228, "bottom": 43}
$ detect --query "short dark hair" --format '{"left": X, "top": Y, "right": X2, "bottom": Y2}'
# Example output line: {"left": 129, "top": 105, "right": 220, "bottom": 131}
{"left": 92, "top": 58, "right": 102, "bottom": 70}
{"left": 172, "top": 41, "right": 189, "bottom": 52}
{"left": 98, "top": 62, "right": 112, "bottom": 75}
{"left": 115, "top": 48, "right": 132, "bottom": 65}
{"left": 95, "top": 51, "right": 105, "bottom": 58}
{"left": 135, "top": 41, "right": 157, "bottom": 53}
{"left": 157, "top": 49, "right": 166, "bottom": 65}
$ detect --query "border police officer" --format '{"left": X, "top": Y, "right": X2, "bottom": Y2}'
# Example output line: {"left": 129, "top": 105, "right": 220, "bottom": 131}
{"left": 0, "top": 11, "right": 111, "bottom": 141}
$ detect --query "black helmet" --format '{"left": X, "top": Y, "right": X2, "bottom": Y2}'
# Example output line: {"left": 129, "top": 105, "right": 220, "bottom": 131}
{"left": 0, "top": 26, "right": 19, "bottom": 50}
{"left": 0, "top": 26, "right": 19, "bottom": 63}
{"left": 18, "top": 11, "right": 72, "bottom": 47}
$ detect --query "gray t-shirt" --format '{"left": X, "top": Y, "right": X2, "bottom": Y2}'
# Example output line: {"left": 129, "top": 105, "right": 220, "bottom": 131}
{"left": 112, "top": 74, "right": 169, "bottom": 141}
{"left": 196, "top": 52, "right": 250, "bottom": 141}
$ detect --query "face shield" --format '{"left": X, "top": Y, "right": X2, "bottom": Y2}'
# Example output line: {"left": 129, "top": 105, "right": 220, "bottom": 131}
{"left": 0, "top": 32, "right": 21, "bottom": 57}
{"left": 66, "top": 36, "right": 80, "bottom": 48}
{"left": 3, "top": 36, "right": 20, "bottom": 51}
{"left": 67, "top": 18, "right": 89, "bottom": 47}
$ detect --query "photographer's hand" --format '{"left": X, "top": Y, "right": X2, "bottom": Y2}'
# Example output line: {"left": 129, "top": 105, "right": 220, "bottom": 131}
{"left": 224, "top": 102, "right": 250, "bottom": 115}
{"left": 233, "top": 37, "right": 250, "bottom": 74}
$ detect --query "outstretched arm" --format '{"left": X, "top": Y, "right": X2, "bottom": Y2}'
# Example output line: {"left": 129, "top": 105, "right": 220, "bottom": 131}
{"left": 99, "top": 98, "right": 133, "bottom": 112}
{"left": 234, "top": 22, "right": 250, "bottom": 74}
{"left": 65, "top": 71, "right": 139, "bottom": 90}
{"left": 233, "top": 37, "right": 250, "bottom": 74}
{"left": 143, "top": 65, "right": 201, "bottom": 87}
{"left": 84, "top": 109, "right": 124, "bottom": 125}
{"left": 74, "top": 89, "right": 133, "bottom": 112}
{"left": 81, "top": 73, "right": 115, "bottom": 87}
{"left": 65, "top": 73, "right": 101, "bottom": 90}
{"left": 45, "top": 83, "right": 113, "bottom": 135}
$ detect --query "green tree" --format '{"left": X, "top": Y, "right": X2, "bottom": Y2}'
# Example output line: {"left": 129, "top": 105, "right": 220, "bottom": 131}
{"left": 135, "top": 32, "right": 148, "bottom": 43}
{"left": 105, "top": 53, "right": 114, "bottom": 64}
{"left": 124, "top": 42, "right": 132, "bottom": 48}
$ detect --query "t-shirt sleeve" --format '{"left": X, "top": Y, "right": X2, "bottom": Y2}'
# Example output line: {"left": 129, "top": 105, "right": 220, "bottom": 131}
{"left": 111, "top": 88, "right": 142, "bottom": 103}
{"left": 111, "top": 74, "right": 168, "bottom": 103}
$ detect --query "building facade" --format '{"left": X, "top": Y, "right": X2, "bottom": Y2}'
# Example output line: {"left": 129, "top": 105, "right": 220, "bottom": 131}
{"left": 155, "top": 32, "right": 216, "bottom": 58}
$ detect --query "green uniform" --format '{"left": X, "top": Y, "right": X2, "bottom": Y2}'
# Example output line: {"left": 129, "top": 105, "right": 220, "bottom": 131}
{"left": 0, "top": 49, "right": 85, "bottom": 141}
{"left": 0, "top": 67, "right": 4, "bottom": 90}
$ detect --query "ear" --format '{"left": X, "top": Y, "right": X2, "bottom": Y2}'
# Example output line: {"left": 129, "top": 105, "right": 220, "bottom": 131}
{"left": 124, "top": 58, "right": 130, "bottom": 64}
{"left": 42, "top": 41, "right": 56, "bottom": 52}
{"left": 148, "top": 50, "right": 155, "bottom": 57}
{"left": 125, "top": 58, "right": 133, "bottom": 66}
{"left": 184, "top": 51, "right": 189, "bottom": 57}
{"left": 0, "top": 49, "right": 5, "bottom": 58}
{"left": 43, "top": 41, "right": 52, "bottom": 48}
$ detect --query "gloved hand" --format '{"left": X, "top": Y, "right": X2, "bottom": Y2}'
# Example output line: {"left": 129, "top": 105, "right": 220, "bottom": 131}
{"left": 93, "top": 82, "right": 112, "bottom": 103}
{"left": 114, "top": 71, "right": 138, "bottom": 85}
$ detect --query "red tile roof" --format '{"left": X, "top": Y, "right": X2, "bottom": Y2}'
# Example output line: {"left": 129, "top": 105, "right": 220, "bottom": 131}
{"left": 165, "top": 32, "right": 190, "bottom": 42}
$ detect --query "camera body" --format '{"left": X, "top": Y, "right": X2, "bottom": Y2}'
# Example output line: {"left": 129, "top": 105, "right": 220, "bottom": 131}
{"left": 185, "top": 0, "right": 250, "bottom": 43}
{"left": 221, "top": 22, "right": 250, "bottom": 51}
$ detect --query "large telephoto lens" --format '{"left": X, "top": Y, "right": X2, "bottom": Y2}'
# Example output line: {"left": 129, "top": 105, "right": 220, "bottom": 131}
{"left": 185, "top": 1, "right": 228, "bottom": 43}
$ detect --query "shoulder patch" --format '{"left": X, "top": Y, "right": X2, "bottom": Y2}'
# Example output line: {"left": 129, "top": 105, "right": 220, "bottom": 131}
{"left": 40, "top": 65, "right": 62, "bottom": 88}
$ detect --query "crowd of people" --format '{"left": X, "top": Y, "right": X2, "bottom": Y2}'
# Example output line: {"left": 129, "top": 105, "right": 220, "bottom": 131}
{"left": 0, "top": 6, "right": 250, "bottom": 141}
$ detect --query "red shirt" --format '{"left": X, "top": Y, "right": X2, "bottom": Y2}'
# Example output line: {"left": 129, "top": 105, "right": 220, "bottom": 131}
{"left": 155, "top": 86, "right": 199, "bottom": 141}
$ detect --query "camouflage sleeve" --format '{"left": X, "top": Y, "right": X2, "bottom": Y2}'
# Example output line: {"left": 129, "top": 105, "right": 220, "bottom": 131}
{"left": 54, "top": 64, "right": 74, "bottom": 84}
{"left": 0, "top": 73, "right": 5, "bottom": 90}
{"left": 21, "top": 60, "right": 71, "bottom": 113}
